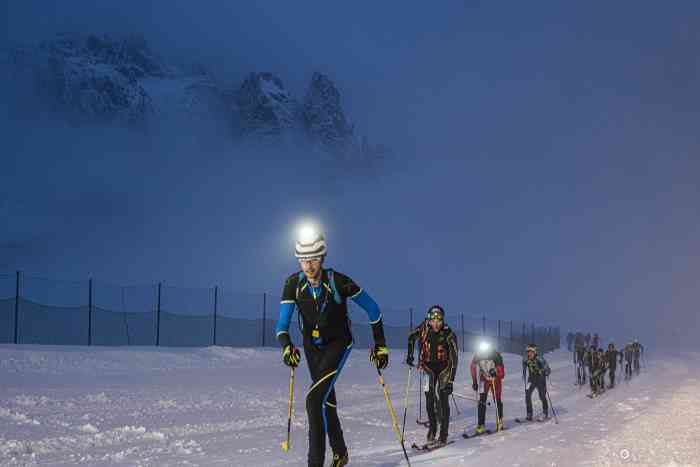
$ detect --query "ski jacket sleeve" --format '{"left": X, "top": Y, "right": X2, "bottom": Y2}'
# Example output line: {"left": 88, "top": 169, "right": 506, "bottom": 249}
{"left": 335, "top": 272, "right": 386, "bottom": 347}
{"left": 495, "top": 353, "right": 505, "bottom": 379}
{"left": 407, "top": 323, "right": 422, "bottom": 360}
{"left": 522, "top": 357, "right": 528, "bottom": 382}
{"left": 539, "top": 356, "right": 550, "bottom": 376}
{"left": 275, "top": 273, "right": 298, "bottom": 348}
{"left": 440, "top": 328, "right": 459, "bottom": 383}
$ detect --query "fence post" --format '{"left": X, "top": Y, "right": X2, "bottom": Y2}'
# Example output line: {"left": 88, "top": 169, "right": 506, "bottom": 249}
{"left": 460, "top": 313, "right": 465, "bottom": 352}
{"left": 497, "top": 319, "right": 501, "bottom": 351}
{"left": 14, "top": 271, "right": 20, "bottom": 344}
{"left": 156, "top": 283, "right": 161, "bottom": 346}
{"left": 409, "top": 307, "right": 413, "bottom": 331}
{"left": 482, "top": 314, "right": 486, "bottom": 336}
{"left": 262, "top": 292, "right": 267, "bottom": 347}
{"left": 88, "top": 278, "right": 93, "bottom": 346}
{"left": 213, "top": 286, "right": 218, "bottom": 346}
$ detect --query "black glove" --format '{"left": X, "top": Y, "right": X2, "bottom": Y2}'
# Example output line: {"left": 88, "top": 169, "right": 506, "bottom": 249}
{"left": 472, "top": 381, "right": 478, "bottom": 391}
{"left": 406, "top": 355, "right": 414, "bottom": 367}
{"left": 443, "top": 382, "right": 453, "bottom": 395}
{"left": 489, "top": 368, "right": 497, "bottom": 378}
{"left": 370, "top": 345, "right": 389, "bottom": 370}
{"left": 282, "top": 344, "right": 301, "bottom": 368}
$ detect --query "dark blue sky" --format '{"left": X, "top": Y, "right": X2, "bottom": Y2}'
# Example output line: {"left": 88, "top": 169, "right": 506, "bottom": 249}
{"left": 2, "top": 2, "right": 699, "bottom": 347}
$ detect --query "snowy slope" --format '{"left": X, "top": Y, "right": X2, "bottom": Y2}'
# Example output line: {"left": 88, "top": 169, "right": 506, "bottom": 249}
{"left": 1, "top": 345, "right": 698, "bottom": 466}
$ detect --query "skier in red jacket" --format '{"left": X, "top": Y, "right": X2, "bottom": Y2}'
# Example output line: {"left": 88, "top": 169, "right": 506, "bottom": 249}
{"left": 469, "top": 342, "right": 505, "bottom": 434}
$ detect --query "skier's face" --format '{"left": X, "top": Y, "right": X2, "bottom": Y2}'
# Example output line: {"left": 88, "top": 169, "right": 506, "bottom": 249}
{"left": 527, "top": 350, "right": 535, "bottom": 360}
{"left": 299, "top": 257, "right": 323, "bottom": 282}
{"left": 430, "top": 317, "right": 443, "bottom": 332}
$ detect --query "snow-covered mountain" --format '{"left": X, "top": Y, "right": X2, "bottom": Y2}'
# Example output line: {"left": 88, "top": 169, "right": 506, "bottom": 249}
{"left": 7, "top": 33, "right": 390, "bottom": 162}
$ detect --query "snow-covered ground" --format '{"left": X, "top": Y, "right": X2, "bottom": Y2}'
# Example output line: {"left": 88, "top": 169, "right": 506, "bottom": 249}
{"left": 1, "top": 344, "right": 698, "bottom": 466}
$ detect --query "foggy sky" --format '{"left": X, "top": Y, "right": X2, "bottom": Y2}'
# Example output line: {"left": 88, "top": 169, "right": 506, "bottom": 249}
{"left": 2, "top": 2, "right": 699, "bottom": 348}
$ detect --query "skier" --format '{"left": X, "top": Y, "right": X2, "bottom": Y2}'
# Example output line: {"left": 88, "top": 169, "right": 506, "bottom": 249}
{"left": 566, "top": 332, "right": 573, "bottom": 352}
{"left": 469, "top": 341, "right": 505, "bottom": 434}
{"left": 588, "top": 346, "right": 605, "bottom": 396}
{"left": 604, "top": 343, "right": 619, "bottom": 388}
{"left": 592, "top": 333, "right": 600, "bottom": 349}
{"left": 632, "top": 340, "right": 644, "bottom": 374}
{"left": 574, "top": 335, "right": 587, "bottom": 385}
{"left": 584, "top": 333, "right": 591, "bottom": 347}
{"left": 522, "top": 344, "right": 551, "bottom": 421}
{"left": 406, "top": 305, "right": 458, "bottom": 445}
{"left": 623, "top": 343, "right": 634, "bottom": 379}
{"left": 275, "top": 228, "right": 388, "bottom": 467}
{"left": 597, "top": 348, "right": 607, "bottom": 391}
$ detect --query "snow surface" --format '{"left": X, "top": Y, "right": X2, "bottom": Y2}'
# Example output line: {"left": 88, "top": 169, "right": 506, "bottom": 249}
{"left": 1, "top": 345, "right": 698, "bottom": 466}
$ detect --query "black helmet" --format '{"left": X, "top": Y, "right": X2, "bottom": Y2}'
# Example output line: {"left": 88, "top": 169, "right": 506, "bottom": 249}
{"left": 426, "top": 305, "right": 444, "bottom": 321}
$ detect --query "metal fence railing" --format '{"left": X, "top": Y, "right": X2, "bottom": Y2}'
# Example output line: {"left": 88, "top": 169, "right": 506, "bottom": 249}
{"left": 0, "top": 271, "right": 560, "bottom": 353}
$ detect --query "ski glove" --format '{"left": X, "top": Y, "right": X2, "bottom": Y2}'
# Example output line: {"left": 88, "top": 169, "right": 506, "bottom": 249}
{"left": 282, "top": 344, "right": 301, "bottom": 368}
{"left": 489, "top": 368, "right": 497, "bottom": 378}
{"left": 443, "top": 382, "right": 453, "bottom": 395}
{"left": 472, "top": 381, "right": 478, "bottom": 391}
{"left": 370, "top": 345, "right": 389, "bottom": 370}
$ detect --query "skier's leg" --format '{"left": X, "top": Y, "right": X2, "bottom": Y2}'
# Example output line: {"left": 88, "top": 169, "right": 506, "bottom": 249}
{"left": 538, "top": 380, "right": 548, "bottom": 417}
{"left": 425, "top": 373, "right": 437, "bottom": 439}
{"left": 304, "top": 341, "right": 352, "bottom": 467}
{"left": 525, "top": 383, "right": 535, "bottom": 418}
{"left": 478, "top": 390, "right": 488, "bottom": 427}
{"left": 438, "top": 388, "right": 450, "bottom": 442}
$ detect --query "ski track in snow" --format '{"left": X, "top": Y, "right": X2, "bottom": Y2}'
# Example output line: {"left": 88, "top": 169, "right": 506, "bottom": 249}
{"left": 0, "top": 345, "right": 699, "bottom": 466}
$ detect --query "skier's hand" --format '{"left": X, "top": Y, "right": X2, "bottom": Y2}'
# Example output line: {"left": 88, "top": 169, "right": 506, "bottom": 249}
{"left": 443, "top": 382, "right": 453, "bottom": 395}
{"left": 370, "top": 345, "right": 389, "bottom": 370}
{"left": 472, "top": 381, "right": 478, "bottom": 391}
{"left": 406, "top": 355, "right": 414, "bottom": 367}
{"left": 282, "top": 344, "right": 301, "bottom": 368}
{"left": 489, "top": 368, "right": 497, "bottom": 378}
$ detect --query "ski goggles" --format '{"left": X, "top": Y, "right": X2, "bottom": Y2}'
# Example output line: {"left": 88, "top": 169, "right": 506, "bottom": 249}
{"left": 427, "top": 311, "right": 443, "bottom": 321}
{"left": 298, "top": 256, "right": 323, "bottom": 265}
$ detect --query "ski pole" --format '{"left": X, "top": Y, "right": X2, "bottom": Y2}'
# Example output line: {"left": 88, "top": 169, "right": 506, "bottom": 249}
{"left": 451, "top": 393, "right": 461, "bottom": 415}
{"left": 401, "top": 366, "right": 412, "bottom": 440}
{"left": 376, "top": 368, "right": 412, "bottom": 467}
{"left": 281, "top": 366, "right": 295, "bottom": 452}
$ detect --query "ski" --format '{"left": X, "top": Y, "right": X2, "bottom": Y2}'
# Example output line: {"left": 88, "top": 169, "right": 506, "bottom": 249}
{"left": 462, "top": 429, "right": 492, "bottom": 439}
{"left": 416, "top": 420, "right": 430, "bottom": 427}
{"left": 514, "top": 418, "right": 534, "bottom": 424}
{"left": 411, "top": 440, "right": 454, "bottom": 452}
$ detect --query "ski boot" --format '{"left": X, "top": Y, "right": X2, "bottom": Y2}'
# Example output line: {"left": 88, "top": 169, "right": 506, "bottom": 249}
{"left": 525, "top": 414, "right": 533, "bottom": 422}
{"left": 496, "top": 419, "right": 504, "bottom": 431}
{"left": 329, "top": 451, "right": 349, "bottom": 467}
{"left": 426, "top": 427, "right": 436, "bottom": 443}
{"left": 474, "top": 425, "right": 486, "bottom": 435}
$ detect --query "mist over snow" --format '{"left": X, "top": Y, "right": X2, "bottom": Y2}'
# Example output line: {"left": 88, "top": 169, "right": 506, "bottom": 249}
{"left": 2, "top": 2, "right": 700, "bottom": 350}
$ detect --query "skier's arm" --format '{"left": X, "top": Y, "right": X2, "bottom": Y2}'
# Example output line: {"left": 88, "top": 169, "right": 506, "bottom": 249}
{"left": 445, "top": 330, "right": 459, "bottom": 383}
{"left": 494, "top": 353, "right": 505, "bottom": 379}
{"left": 522, "top": 359, "right": 527, "bottom": 382}
{"left": 541, "top": 357, "right": 551, "bottom": 376}
{"left": 470, "top": 357, "right": 478, "bottom": 385}
{"left": 407, "top": 325, "right": 421, "bottom": 361}
{"left": 275, "top": 275, "right": 298, "bottom": 349}
{"left": 351, "top": 289, "right": 385, "bottom": 346}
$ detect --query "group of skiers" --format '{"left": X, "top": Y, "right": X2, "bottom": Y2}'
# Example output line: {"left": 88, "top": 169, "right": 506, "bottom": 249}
{"left": 568, "top": 331, "right": 645, "bottom": 397}
{"left": 274, "top": 227, "right": 600, "bottom": 466}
